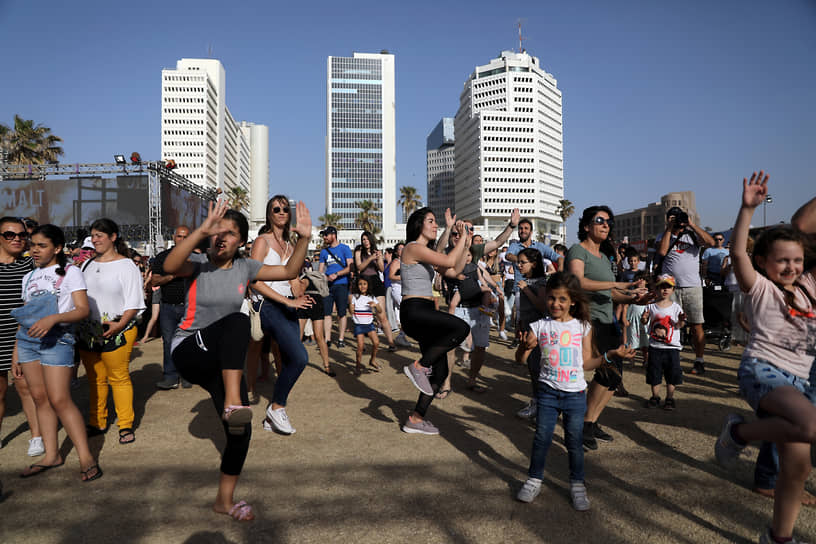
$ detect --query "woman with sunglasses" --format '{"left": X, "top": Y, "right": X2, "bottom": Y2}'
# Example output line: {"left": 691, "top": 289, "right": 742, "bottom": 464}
{"left": 0, "top": 218, "right": 41, "bottom": 455}
{"left": 249, "top": 196, "right": 313, "bottom": 435}
{"left": 566, "top": 206, "right": 647, "bottom": 451}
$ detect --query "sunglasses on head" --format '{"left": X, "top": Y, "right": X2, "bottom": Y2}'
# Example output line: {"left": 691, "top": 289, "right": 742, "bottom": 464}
{"left": 592, "top": 216, "right": 614, "bottom": 227}
{"left": 1, "top": 231, "right": 30, "bottom": 241}
{"left": 273, "top": 206, "right": 290, "bottom": 214}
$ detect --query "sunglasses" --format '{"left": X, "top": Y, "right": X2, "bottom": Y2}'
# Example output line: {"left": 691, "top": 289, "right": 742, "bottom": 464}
{"left": 715, "top": 237, "right": 724, "bottom": 241}
{"left": 1, "top": 231, "right": 30, "bottom": 241}
{"left": 592, "top": 217, "right": 614, "bottom": 227}
{"left": 272, "top": 206, "right": 290, "bottom": 214}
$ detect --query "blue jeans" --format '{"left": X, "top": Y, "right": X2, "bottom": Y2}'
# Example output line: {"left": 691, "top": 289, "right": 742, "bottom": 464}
{"left": 753, "top": 357, "right": 816, "bottom": 489}
{"left": 528, "top": 383, "right": 587, "bottom": 482}
{"left": 260, "top": 299, "right": 308, "bottom": 406}
{"left": 160, "top": 302, "right": 186, "bottom": 381}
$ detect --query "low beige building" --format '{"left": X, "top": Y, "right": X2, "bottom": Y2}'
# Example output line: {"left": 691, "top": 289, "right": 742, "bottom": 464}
{"left": 616, "top": 191, "right": 700, "bottom": 245}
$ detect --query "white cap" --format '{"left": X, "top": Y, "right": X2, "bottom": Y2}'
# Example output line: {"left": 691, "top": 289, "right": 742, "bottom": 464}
{"left": 82, "top": 236, "right": 94, "bottom": 249}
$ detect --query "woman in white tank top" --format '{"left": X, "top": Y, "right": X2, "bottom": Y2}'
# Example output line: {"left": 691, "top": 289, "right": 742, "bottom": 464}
{"left": 247, "top": 196, "right": 314, "bottom": 435}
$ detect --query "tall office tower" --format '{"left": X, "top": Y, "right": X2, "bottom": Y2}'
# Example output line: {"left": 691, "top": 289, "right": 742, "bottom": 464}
{"left": 326, "top": 52, "right": 396, "bottom": 238}
{"left": 239, "top": 121, "right": 270, "bottom": 229}
{"left": 161, "top": 58, "right": 265, "bottom": 215}
{"left": 426, "top": 118, "right": 455, "bottom": 217}
{"left": 454, "top": 50, "right": 564, "bottom": 241}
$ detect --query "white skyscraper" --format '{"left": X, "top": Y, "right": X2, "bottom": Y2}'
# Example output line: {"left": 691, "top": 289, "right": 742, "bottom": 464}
{"left": 426, "top": 117, "right": 456, "bottom": 217}
{"left": 326, "top": 52, "right": 400, "bottom": 245}
{"left": 161, "top": 58, "right": 268, "bottom": 218}
{"left": 454, "top": 50, "right": 564, "bottom": 241}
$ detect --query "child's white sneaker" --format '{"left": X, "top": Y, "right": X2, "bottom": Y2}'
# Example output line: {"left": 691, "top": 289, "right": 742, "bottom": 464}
{"left": 516, "top": 477, "right": 542, "bottom": 503}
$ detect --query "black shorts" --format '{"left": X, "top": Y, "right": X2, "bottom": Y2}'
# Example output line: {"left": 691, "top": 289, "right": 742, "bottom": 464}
{"left": 297, "top": 294, "right": 325, "bottom": 322}
{"left": 646, "top": 347, "right": 683, "bottom": 386}
{"left": 360, "top": 274, "right": 386, "bottom": 298}
{"left": 591, "top": 320, "right": 623, "bottom": 390}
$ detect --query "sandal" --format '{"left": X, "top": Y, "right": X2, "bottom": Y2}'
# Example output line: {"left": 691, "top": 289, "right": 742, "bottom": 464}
{"left": 645, "top": 396, "right": 661, "bottom": 408}
{"left": 222, "top": 406, "right": 252, "bottom": 435}
{"left": 323, "top": 366, "right": 337, "bottom": 378}
{"left": 20, "top": 460, "right": 64, "bottom": 478}
{"left": 118, "top": 428, "right": 136, "bottom": 445}
{"left": 663, "top": 398, "right": 676, "bottom": 411}
{"left": 226, "top": 500, "right": 255, "bottom": 521}
{"left": 466, "top": 383, "right": 487, "bottom": 394}
{"left": 81, "top": 464, "right": 103, "bottom": 482}
{"left": 435, "top": 389, "right": 451, "bottom": 400}
{"left": 354, "top": 364, "right": 364, "bottom": 376}
{"left": 368, "top": 360, "right": 382, "bottom": 372}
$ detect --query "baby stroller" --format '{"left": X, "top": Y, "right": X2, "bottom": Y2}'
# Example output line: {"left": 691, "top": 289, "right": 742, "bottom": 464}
{"left": 702, "top": 284, "right": 733, "bottom": 351}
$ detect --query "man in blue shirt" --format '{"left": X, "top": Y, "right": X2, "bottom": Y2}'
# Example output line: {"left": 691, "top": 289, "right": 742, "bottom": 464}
{"left": 701, "top": 233, "right": 729, "bottom": 286}
{"left": 318, "top": 226, "right": 353, "bottom": 348}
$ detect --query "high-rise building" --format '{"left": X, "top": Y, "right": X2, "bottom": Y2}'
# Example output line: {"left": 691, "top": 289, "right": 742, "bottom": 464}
{"left": 161, "top": 58, "right": 268, "bottom": 219}
{"left": 426, "top": 118, "right": 455, "bottom": 217}
{"left": 454, "top": 50, "right": 564, "bottom": 241}
{"left": 326, "top": 52, "right": 397, "bottom": 243}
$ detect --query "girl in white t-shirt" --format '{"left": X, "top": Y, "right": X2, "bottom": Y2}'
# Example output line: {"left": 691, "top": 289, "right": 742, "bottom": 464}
{"left": 11, "top": 225, "right": 101, "bottom": 481}
{"left": 714, "top": 172, "right": 816, "bottom": 544}
{"left": 348, "top": 276, "right": 381, "bottom": 374}
{"left": 517, "top": 272, "right": 634, "bottom": 510}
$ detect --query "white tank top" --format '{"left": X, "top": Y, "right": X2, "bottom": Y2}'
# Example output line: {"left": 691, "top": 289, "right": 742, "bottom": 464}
{"left": 260, "top": 238, "right": 292, "bottom": 297}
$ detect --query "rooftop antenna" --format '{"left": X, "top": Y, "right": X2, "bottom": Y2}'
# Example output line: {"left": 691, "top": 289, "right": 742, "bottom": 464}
{"left": 207, "top": 43, "right": 213, "bottom": 58}
{"left": 517, "top": 19, "right": 527, "bottom": 53}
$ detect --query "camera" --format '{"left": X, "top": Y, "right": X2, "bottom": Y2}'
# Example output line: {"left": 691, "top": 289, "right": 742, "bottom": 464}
{"left": 674, "top": 211, "right": 689, "bottom": 225}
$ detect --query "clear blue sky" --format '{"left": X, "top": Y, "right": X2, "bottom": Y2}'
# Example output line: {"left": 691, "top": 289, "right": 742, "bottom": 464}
{"left": 1, "top": 0, "right": 814, "bottom": 238}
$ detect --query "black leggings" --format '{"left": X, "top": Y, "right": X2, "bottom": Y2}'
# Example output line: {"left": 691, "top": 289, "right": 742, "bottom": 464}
{"left": 590, "top": 320, "right": 623, "bottom": 390}
{"left": 172, "top": 313, "right": 251, "bottom": 476}
{"left": 400, "top": 298, "right": 470, "bottom": 417}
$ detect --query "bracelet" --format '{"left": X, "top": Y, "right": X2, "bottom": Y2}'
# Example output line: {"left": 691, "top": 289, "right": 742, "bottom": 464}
{"left": 509, "top": 222, "right": 517, "bottom": 229}
{"left": 603, "top": 351, "right": 612, "bottom": 363}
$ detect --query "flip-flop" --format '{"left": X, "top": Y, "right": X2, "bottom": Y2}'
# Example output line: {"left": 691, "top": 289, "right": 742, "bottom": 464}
{"left": 20, "top": 461, "right": 65, "bottom": 478}
{"left": 81, "top": 464, "right": 103, "bottom": 482}
{"left": 368, "top": 361, "right": 382, "bottom": 372}
{"left": 323, "top": 367, "right": 337, "bottom": 378}
{"left": 227, "top": 500, "right": 255, "bottom": 521}
{"left": 435, "top": 389, "right": 452, "bottom": 400}
{"left": 118, "top": 428, "right": 136, "bottom": 445}
{"left": 467, "top": 383, "right": 487, "bottom": 394}
{"left": 223, "top": 406, "right": 252, "bottom": 435}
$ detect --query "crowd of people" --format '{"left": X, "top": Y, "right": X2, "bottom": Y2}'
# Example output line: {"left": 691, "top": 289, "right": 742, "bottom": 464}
{"left": 0, "top": 177, "right": 814, "bottom": 543}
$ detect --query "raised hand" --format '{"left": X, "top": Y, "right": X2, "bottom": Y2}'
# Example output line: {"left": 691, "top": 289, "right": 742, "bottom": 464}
{"left": 199, "top": 199, "right": 229, "bottom": 237}
{"left": 742, "top": 170, "right": 769, "bottom": 209}
{"left": 510, "top": 208, "right": 520, "bottom": 228}
{"left": 445, "top": 208, "right": 457, "bottom": 229}
{"left": 293, "top": 201, "right": 312, "bottom": 238}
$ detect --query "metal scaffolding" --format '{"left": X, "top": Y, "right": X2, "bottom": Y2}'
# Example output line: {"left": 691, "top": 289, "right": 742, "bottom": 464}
{"left": 0, "top": 161, "right": 218, "bottom": 255}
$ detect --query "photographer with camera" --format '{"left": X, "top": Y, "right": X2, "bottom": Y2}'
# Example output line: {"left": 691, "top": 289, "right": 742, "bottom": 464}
{"left": 656, "top": 206, "right": 715, "bottom": 375}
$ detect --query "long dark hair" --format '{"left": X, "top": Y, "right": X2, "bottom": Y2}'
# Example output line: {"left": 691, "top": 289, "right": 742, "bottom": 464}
{"left": 360, "top": 231, "right": 378, "bottom": 258}
{"left": 90, "top": 218, "right": 129, "bottom": 256}
{"left": 546, "top": 271, "right": 591, "bottom": 324}
{"left": 31, "top": 224, "right": 68, "bottom": 276}
{"left": 519, "top": 247, "right": 545, "bottom": 279}
{"left": 752, "top": 226, "right": 815, "bottom": 316}
{"left": 406, "top": 207, "right": 435, "bottom": 249}
{"left": 577, "top": 205, "right": 616, "bottom": 260}
{"left": 265, "top": 195, "right": 291, "bottom": 243}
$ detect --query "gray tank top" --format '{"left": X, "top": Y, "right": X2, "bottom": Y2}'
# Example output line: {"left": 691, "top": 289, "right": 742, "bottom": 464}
{"left": 401, "top": 260, "right": 434, "bottom": 297}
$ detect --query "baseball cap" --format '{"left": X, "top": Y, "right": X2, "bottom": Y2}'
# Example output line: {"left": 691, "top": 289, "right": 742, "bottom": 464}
{"left": 656, "top": 274, "right": 676, "bottom": 287}
{"left": 81, "top": 236, "right": 94, "bottom": 250}
{"left": 320, "top": 226, "right": 337, "bottom": 236}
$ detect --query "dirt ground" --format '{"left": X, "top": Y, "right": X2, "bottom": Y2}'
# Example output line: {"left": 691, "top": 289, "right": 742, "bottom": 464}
{"left": 1, "top": 327, "right": 815, "bottom": 544}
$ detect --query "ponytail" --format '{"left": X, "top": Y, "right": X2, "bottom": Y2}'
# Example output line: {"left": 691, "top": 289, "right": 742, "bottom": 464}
{"left": 30, "top": 224, "right": 68, "bottom": 275}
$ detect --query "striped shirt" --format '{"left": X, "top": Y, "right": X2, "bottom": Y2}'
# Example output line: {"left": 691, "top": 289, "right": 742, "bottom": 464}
{"left": 0, "top": 256, "right": 34, "bottom": 371}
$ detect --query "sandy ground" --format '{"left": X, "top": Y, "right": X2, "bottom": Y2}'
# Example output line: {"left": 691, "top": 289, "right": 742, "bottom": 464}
{"left": 1, "top": 327, "right": 815, "bottom": 544}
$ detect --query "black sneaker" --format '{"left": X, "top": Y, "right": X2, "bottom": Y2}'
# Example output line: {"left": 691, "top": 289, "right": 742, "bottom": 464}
{"left": 691, "top": 361, "right": 706, "bottom": 375}
{"left": 645, "top": 396, "right": 661, "bottom": 408}
{"left": 181, "top": 379, "right": 193, "bottom": 389}
{"left": 583, "top": 434, "right": 598, "bottom": 451}
{"left": 336, "top": 339, "right": 346, "bottom": 348}
{"left": 593, "top": 422, "right": 614, "bottom": 442}
{"left": 156, "top": 377, "right": 179, "bottom": 390}
{"left": 509, "top": 339, "right": 519, "bottom": 349}
{"left": 326, "top": 340, "right": 332, "bottom": 348}
{"left": 663, "top": 398, "right": 676, "bottom": 411}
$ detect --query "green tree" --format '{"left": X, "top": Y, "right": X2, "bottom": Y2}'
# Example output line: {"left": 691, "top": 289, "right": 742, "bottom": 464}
{"left": 225, "top": 186, "right": 250, "bottom": 211}
{"left": 0, "top": 115, "right": 64, "bottom": 165}
{"left": 318, "top": 213, "right": 343, "bottom": 230}
{"left": 354, "top": 199, "right": 380, "bottom": 234}
{"left": 555, "top": 199, "right": 575, "bottom": 223}
{"left": 398, "top": 186, "right": 423, "bottom": 222}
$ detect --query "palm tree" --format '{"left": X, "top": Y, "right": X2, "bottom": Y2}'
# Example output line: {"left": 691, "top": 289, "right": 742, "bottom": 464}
{"left": 225, "top": 186, "right": 250, "bottom": 211}
{"left": 354, "top": 200, "right": 380, "bottom": 233}
{"left": 318, "top": 213, "right": 343, "bottom": 230}
{"left": 398, "top": 186, "right": 422, "bottom": 222}
{"left": 0, "top": 115, "right": 64, "bottom": 164}
{"left": 555, "top": 199, "right": 575, "bottom": 223}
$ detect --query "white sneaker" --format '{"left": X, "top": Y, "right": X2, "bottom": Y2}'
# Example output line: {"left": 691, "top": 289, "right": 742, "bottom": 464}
{"left": 27, "top": 436, "right": 45, "bottom": 457}
{"left": 516, "top": 400, "right": 536, "bottom": 420}
{"left": 265, "top": 406, "right": 296, "bottom": 435}
{"left": 516, "top": 478, "right": 542, "bottom": 503}
{"left": 499, "top": 330, "right": 508, "bottom": 341}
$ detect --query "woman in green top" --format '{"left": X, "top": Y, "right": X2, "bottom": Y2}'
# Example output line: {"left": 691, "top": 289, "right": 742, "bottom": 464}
{"left": 566, "top": 205, "right": 647, "bottom": 451}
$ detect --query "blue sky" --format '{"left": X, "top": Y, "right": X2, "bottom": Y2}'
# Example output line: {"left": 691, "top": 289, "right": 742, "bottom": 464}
{"left": 1, "top": 0, "right": 814, "bottom": 238}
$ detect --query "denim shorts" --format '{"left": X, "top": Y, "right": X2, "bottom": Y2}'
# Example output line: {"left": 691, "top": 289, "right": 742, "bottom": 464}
{"left": 354, "top": 323, "right": 375, "bottom": 336}
{"left": 17, "top": 332, "right": 77, "bottom": 367}
{"left": 738, "top": 356, "right": 816, "bottom": 414}
{"left": 454, "top": 306, "right": 490, "bottom": 348}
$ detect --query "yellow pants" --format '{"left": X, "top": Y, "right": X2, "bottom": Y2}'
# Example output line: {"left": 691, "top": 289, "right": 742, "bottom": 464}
{"left": 80, "top": 327, "right": 137, "bottom": 430}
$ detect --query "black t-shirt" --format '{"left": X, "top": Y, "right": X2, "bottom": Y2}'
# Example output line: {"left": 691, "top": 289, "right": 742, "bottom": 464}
{"left": 151, "top": 249, "right": 186, "bottom": 304}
